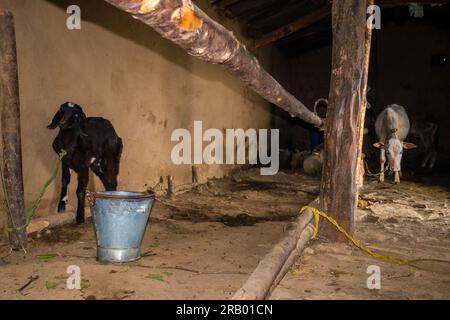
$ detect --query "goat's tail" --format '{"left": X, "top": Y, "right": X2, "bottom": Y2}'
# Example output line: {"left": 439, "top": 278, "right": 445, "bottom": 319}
{"left": 117, "top": 137, "right": 123, "bottom": 159}
{"left": 115, "top": 137, "right": 123, "bottom": 175}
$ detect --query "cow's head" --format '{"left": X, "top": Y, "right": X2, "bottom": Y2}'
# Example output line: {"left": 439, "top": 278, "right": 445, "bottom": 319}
{"left": 47, "top": 102, "right": 87, "bottom": 135}
{"left": 373, "top": 138, "right": 417, "bottom": 172}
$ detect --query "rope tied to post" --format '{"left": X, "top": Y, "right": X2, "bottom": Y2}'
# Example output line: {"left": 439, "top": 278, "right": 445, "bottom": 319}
{"left": 301, "top": 205, "right": 410, "bottom": 265}
{"left": 300, "top": 206, "right": 450, "bottom": 274}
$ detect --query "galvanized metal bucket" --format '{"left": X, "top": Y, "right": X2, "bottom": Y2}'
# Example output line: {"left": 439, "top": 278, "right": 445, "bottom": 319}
{"left": 87, "top": 190, "right": 155, "bottom": 263}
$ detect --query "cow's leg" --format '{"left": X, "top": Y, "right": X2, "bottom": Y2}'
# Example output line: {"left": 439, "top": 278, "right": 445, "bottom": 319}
{"left": 57, "top": 162, "right": 71, "bottom": 213}
{"left": 429, "top": 151, "right": 437, "bottom": 169}
{"left": 428, "top": 124, "right": 438, "bottom": 169}
{"left": 420, "top": 137, "right": 431, "bottom": 168}
{"left": 394, "top": 171, "right": 400, "bottom": 184}
{"left": 76, "top": 168, "right": 89, "bottom": 224}
{"left": 379, "top": 148, "right": 386, "bottom": 182}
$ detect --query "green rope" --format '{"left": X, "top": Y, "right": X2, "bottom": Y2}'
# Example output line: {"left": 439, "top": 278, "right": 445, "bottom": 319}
{"left": 5, "top": 149, "right": 67, "bottom": 232}
{"left": 0, "top": 153, "right": 14, "bottom": 232}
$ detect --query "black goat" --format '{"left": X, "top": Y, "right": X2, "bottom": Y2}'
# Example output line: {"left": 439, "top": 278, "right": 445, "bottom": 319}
{"left": 47, "top": 102, "right": 123, "bottom": 224}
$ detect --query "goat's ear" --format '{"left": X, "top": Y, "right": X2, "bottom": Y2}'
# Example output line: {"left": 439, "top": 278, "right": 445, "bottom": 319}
{"left": 47, "top": 109, "right": 63, "bottom": 129}
{"left": 403, "top": 142, "right": 417, "bottom": 150}
{"left": 76, "top": 113, "right": 88, "bottom": 137}
{"left": 372, "top": 142, "right": 384, "bottom": 149}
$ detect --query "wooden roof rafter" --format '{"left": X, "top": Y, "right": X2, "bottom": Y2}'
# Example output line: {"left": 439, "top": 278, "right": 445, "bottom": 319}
{"left": 212, "top": 0, "right": 449, "bottom": 50}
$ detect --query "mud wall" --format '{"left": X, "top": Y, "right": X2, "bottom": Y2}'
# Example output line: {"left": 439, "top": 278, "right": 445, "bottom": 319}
{"left": 0, "top": 0, "right": 272, "bottom": 235}
{"left": 272, "top": 45, "right": 331, "bottom": 151}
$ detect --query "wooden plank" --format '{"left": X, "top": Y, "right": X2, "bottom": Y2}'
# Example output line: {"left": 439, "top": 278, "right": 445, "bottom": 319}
{"left": 104, "top": 0, "right": 323, "bottom": 127}
{"left": 0, "top": 9, "right": 26, "bottom": 249}
{"left": 251, "top": 0, "right": 448, "bottom": 48}
{"left": 319, "top": 0, "right": 370, "bottom": 240}
{"left": 253, "top": 4, "right": 331, "bottom": 49}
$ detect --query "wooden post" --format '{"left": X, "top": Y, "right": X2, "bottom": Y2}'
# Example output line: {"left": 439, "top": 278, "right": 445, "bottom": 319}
{"left": 191, "top": 165, "right": 199, "bottom": 184}
{"left": 103, "top": 0, "right": 323, "bottom": 128}
{"left": 319, "top": 0, "right": 371, "bottom": 240}
{"left": 167, "top": 175, "right": 174, "bottom": 197}
{"left": 0, "top": 9, "right": 26, "bottom": 249}
{"left": 356, "top": 0, "right": 374, "bottom": 192}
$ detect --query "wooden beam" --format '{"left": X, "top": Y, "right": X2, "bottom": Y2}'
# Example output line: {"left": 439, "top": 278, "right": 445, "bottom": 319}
{"left": 232, "top": 200, "right": 316, "bottom": 300}
{"left": 0, "top": 10, "right": 26, "bottom": 249}
{"left": 252, "top": 0, "right": 448, "bottom": 48}
{"left": 253, "top": 5, "right": 331, "bottom": 49}
{"left": 210, "top": 0, "right": 242, "bottom": 8}
{"left": 229, "top": 0, "right": 281, "bottom": 21}
{"left": 377, "top": 0, "right": 448, "bottom": 7}
{"left": 104, "top": 0, "right": 323, "bottom": 127}
{"left": 235, "top": 0, "right": 297, "bottom": 21}
{"left": 319, "top": 0, "right": 371, "bottom": 240}
{"left": 26, "top": 210, "right": 92, "bottom": 234}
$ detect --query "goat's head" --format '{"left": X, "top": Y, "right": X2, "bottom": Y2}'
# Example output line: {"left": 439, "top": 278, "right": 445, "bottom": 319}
{"left": 47, "top": 102, "right": 87, "bottom": 134}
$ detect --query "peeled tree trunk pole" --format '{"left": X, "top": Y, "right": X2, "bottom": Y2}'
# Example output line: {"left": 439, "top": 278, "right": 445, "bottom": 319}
{"left": 103, "top": 0, "right": 323, "bottom": 128}
{"left": 320, "top": 0, "right": 371, "bottom": 240}
{"left": 0, "top": 10, "right": 26, "bottom": 249}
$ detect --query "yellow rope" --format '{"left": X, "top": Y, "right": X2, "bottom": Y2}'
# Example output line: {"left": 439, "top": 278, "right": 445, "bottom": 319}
{"left": 364, "top": 160, "right": 388, "bottom": 177}
{"left": 301, "top": 206, "right": 410, "bottom": 266}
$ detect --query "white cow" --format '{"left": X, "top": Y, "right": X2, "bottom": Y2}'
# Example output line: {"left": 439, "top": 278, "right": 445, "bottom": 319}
{"left": 373, "top": 104, "right": 417, "bottom": 183}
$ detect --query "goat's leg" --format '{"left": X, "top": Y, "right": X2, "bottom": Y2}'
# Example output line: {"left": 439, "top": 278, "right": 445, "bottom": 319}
{"left": 91, "top": 161, "right": 117, "bottom": 191}
{"left": 58, "top": 162, "right": 71, "bottom": 213}
{"left": 90, "top": 161, "right": 107, "bottom": 185}
{"left": 76, "top": 168, "right": 89, "bottom": 224}
{"left": 379, "top": 148, "right": 386, "bottom": 183}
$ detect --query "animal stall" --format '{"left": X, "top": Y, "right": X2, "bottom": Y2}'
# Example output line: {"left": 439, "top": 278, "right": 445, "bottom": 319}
{"left": 0, "top": 0, "right": 449, "bottom": 300}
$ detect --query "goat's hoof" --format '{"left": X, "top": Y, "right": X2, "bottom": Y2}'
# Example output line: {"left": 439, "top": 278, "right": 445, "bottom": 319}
{"left": 76, "top": 217, "right": 85, "bottom": 224}
{"left": 57, "top": 203, "right": 66, "bottom": 213}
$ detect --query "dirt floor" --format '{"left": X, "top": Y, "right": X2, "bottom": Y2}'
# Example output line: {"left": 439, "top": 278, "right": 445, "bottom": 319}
{"left": 0, "top": 168, "right": 449, "bottom": 300}
{"left": 271, "top": 170, "right": 450, "bottom": 300}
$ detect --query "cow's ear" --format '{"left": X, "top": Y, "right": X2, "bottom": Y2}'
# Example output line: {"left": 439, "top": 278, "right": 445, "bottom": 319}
{"left": 372, "top": 142, "right": 384, "bottom": 149}
{"left": 403, "top": 142, "right": 417, "bottom": 150}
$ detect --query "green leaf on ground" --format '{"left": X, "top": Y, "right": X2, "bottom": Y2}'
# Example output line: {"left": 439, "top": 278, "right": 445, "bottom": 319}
{"left": 146, "top": 273, "right": 164, "bottom": 282}
{"left": 35, "top": 253, "right": 59, "bottom": 260}
{"left": 162, "top": 271, "right": 173, "bottom": 276}
{"left": 81, "top": 279, "right": 90, "bottom": 290}
{"left": 45, "top": 281, "right": 58, "bottom": 290}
